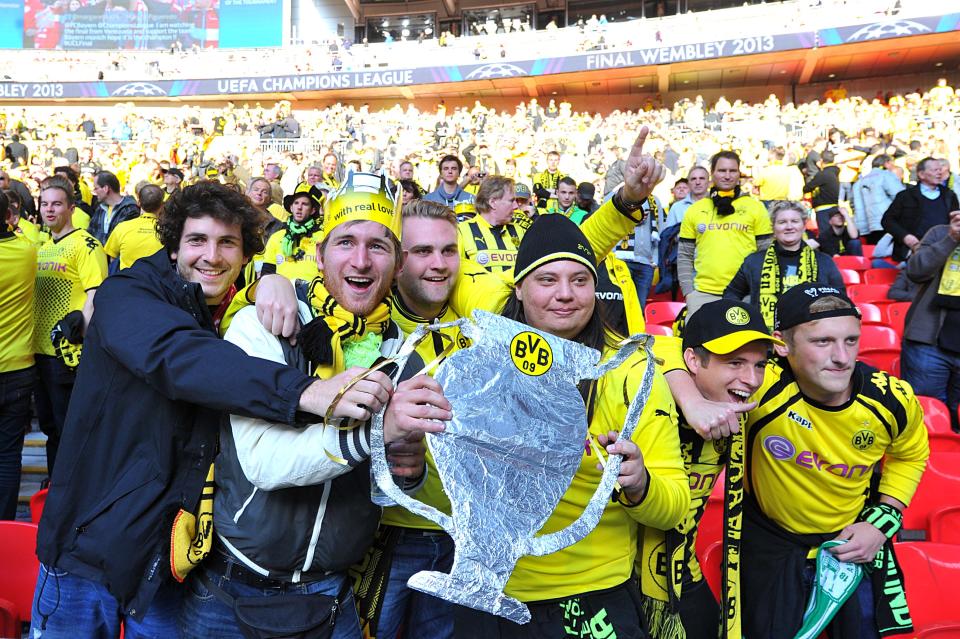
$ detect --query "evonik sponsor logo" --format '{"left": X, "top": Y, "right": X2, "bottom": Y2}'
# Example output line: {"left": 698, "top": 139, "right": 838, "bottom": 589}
{"left": 762, "top": 435, "right": 874, "bottom": 479}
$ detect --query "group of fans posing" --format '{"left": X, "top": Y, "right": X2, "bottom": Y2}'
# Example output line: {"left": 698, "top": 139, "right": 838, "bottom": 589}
{"left": 0, "top": 125, "right": 931, "bottom": 639}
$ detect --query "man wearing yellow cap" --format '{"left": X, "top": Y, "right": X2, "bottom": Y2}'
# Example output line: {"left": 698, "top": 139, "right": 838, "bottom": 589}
{"left": 181, "top": 172, "right": 451, "bottom": 639}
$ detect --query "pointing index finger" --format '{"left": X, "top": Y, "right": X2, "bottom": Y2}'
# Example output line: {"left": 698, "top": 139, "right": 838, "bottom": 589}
{"left": 628, "top": 126, "right": 650, "bottom": 162}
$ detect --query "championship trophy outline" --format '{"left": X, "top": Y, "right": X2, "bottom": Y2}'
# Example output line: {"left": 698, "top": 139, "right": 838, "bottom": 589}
{"left": 370, "top": 310, "right": 657, "bottom": 624}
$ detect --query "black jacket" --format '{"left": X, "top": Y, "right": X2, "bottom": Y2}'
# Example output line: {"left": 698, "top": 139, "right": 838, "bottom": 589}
{"left": 803, "top": 165, "right": 840, "bottom": 208}
{"left": 36, "top": 249, "right": 314, "bottom": 620}
{"left": 723, "top": 243, "right": 845, "bottom": 303}
{"left": 882, "top": 184, "right": 959, "bottom": 261}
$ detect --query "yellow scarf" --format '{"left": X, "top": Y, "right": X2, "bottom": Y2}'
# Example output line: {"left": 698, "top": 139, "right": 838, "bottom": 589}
{"left": 936, "top": 246, "right": 960, "bottom": 309}
{"left": 303, "top": 278, "right": 393, "bottom": 379}
{"left": 758, "top": 243, "right": 818, "bottom": 330}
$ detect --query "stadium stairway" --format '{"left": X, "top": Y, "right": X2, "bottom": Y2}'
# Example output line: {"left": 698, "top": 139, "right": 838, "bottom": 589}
{"left": 17, "top": 428, "right": 46, "bottom": 522}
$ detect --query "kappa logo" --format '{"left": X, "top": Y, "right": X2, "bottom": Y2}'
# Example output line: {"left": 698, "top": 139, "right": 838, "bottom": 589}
{"left": 846, "top": 20, "right": 931, "bottom": 42}
{"left": 787, "top": 410, "right": 813, "bottom": 430}
{"left": 111, "top": 82, "right": 167, "bottom": 97}
{"left": 464, "top": 63, "right": 528, "bottom": 80}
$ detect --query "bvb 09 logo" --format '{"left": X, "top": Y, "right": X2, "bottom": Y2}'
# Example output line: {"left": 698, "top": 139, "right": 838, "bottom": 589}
{"left": 510, "top": 331, "right": 553, "bottom": 376}
{"left": 852, "top": 429, "right": 875, "bottom": 451}
{"left": 726, "top": 307, "right": 750, "bottom": 326}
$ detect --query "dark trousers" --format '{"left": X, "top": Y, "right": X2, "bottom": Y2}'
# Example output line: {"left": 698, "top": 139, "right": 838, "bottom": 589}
{"left": 34, "top": 355, "right": 75, "bottom": 476}
{"left": 0, "top": 366, "right": 35, "bottom": 519}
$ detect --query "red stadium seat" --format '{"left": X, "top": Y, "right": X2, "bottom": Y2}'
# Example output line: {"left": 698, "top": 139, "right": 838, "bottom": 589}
{"left": 839, "top": 269, "right": 861, "bottom": 285}
{"left": 0, "top": 598, "right": 18, "bottom": 639}
{"left": 645, "top": 302, "right": 686, "bottom": 327}
{"left": 896, "top": 543, "right": 960, "bottom": 635}
{"left": 928, "top": 433, "right": 960, "bottom": 454}
{"left": 858, "top": 351, "right": 900, "bottom": 376}
{"left": 857, "top": 303, "right": 884, "bottom": 325}
{"left": 30, "top": 488, "right": 47, "bottom": 524}
{"left": 902, "top": 456, "right": 960, "bottom": 534}
{"left": 833, "top": 255, "right": 872, "bottom": 271}
{"left": 886, "top": 302, "right": 910, "bottom": 336}
{"left": 859, "top": 326, "right": 899, "bottom": 352}
{"left": 918, "top": 396, "right": 952, "bottom": 435}
{"left": 861, "top": 244, "right": 875, "bottom": 259}
{"left": 0, "top": 522, "right": 40, "bottom": 630}
{"left": 863, "top": 269, "right": 899, "bottom": 285}
{"left": 700, "top": 541, "right": 723, "bottom": 602}
{"left": 928, "top": 505, "right": 960, "bottom": 544}
{"left": 696, "top": 496, "right": 724, "bottom": 561}
{"left": 847, "top": 284, "right": 893, "bottom": 306}
{"left": 645, "top": 324, "right": 673, "bottom": 336}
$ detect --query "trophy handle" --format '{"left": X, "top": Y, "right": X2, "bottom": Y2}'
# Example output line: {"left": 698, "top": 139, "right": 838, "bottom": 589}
{"left": 523, "top": 337, "right": 658, "bottom": 557}
{"left": 369, "top": 319, "right": 474, "bottom": 532}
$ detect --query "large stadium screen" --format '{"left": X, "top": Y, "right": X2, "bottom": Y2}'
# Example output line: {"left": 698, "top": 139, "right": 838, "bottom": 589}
{"left": 0, "top": 0, "right": 281, "bottom": 49}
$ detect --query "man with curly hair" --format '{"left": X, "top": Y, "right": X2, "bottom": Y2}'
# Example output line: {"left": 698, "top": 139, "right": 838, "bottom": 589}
{"left": 32, "top": 181, "right": 386, "bottom": 637}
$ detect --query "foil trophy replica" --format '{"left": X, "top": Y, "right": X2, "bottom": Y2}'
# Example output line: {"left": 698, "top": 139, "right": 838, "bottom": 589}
{"left": 370, "top": 310, "right": 657, "bottom": 624}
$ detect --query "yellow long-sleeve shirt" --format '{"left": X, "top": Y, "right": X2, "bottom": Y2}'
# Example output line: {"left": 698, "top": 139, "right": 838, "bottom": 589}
{"left": 506, "top": 345, "right": 689, "bottom": 601}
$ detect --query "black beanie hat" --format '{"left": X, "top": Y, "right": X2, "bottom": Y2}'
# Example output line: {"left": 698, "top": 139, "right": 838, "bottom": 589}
{"left": 514, "top": 213, "right": 597, "bottom": 284}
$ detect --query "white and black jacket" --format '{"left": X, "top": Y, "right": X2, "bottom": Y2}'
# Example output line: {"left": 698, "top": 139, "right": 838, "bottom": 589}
{"left": 213, "top": 302, "right": 422, "bottom": 581}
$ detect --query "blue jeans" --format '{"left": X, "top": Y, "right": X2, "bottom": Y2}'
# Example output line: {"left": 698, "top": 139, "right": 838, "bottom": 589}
{"left": 802, "top": 563, "right": 877, "bottom": 638}
{"left": 626, "top": 261, "right": 654, "bottom": 310}
{"left": 31, "top": 562, "right": 183, "bottom": 638}
{"left": 901, "top": 339, "right": 960, "bottom": 430}
{"left": 0, "top": 366, "right": 34, "bottom": 519}
{"left": 180, "top": 563, "right": 361, "bottom": 639}
{"left": 377, "top": 527, "right": 455, "bottom": 639}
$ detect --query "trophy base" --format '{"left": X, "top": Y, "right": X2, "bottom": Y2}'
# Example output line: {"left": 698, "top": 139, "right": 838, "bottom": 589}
{"left": 407, "top": 570, "right": 531, "bottom": 624}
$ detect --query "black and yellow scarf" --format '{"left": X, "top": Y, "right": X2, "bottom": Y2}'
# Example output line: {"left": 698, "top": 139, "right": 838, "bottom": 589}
{"left": 299, "top": 278, "right": 392, "bottom": 378}
{"left": 935, "top": 245, "right": 960, "bottom": 309}
{"left": 758, "top": 243, "right": 818, "bottom": 330}
{"left": 710, "top": 186, "right": 741, "bottom": 217}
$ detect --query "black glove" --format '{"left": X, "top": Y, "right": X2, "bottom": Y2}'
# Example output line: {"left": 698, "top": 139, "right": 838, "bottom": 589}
{"left": 51, "top": 310, "right": 85, "bottom": 370}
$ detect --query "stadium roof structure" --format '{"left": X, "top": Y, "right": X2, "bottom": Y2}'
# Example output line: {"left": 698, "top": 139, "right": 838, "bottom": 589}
{"left": 2, "top": 11, "right": 959, "bottom": 103}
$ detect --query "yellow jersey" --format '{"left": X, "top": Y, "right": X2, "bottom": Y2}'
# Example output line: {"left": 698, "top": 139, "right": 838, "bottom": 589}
{"left": 506, "top": 345, "right": 689, "bottom": 601}
{"left": 268, "top": 202, "right": 288, "bottom": 224}
{"left": 16, "top": 217, "right": 41, "bottom": 244}
{"left": 380, "top": 294, "right": 470, "bottom": 531}
{"left": 33, "top": 230, "right": 107, "bottom": 356}
{"left": 0, "top": 234, "right": 37, "bottom": 372}
{"left": 457, "top": 214, "right": 524, "bottom": 274}
{"left": 103, "top": 212, "right": 162, "bottom": 270}
{"left": 261, "top": 229, "right": 322, "bottom": 283}
{"left": 72, "top": 207, "right": 90, "bottom": 231}
{"left": 679, "top": 195, "right": 772, "bottom": 294}
{"left": 746, "top": 361, "right": 928, "bottom": 534}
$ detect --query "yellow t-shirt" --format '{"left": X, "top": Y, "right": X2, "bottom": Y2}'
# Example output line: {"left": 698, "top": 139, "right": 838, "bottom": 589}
{"left": 679, "top": 195, "right": 772, "bottom": 295}
{"left": 16, "top": 217, "right": 41, "bottom": 244}
{"left": 380, "top": 296, "right": 470, "bottom": 531}
{"left": 261, "top": 229, "right": 321, "bottom": 283}
{"left": 457, "top": 214, "right": 525, "bottom": 274}
{"left": 506, "top": 345, "right": 689, "bottom": 601}
{"left": 268, "top": 202, "right": 288, "bottom": 224}
{"left": 33, "top": 229, "right": 107, "bottom": 356}
{"left": 72, "top": 207, "right": 90, "bottom": 231}
{"left": 103, "top": 212, "right": 163, "bottom": 270}
{"left": 0, "top": 234, "right": 38, "bottom": 372}
{"left": 746, "top": 362, "right": 928, "bottom": 535}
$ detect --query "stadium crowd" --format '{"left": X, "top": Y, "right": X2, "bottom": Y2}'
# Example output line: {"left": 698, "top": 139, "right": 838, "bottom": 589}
{"left": 0, "top": 0, "right": 906, "bottom": 82}
{"left": 0, "top": 78, "right": 957, "bottom": 639}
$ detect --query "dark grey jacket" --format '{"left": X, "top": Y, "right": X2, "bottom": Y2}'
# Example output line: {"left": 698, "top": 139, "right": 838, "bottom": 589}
{"left": 904, "top": 224, "right": 959, "bottom": 345}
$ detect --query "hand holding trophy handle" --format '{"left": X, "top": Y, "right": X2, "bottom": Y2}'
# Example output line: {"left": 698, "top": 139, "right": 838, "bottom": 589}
{"left": 524, "top": 335, "right": 657, "bottom": 557}
{"left": 369, "top": 318, "right": 472, "bottom": 530}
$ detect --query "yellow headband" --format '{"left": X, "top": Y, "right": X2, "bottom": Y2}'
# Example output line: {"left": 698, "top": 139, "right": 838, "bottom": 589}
{"left": 322, "top": 171, "right": 402, "bottom": 240}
